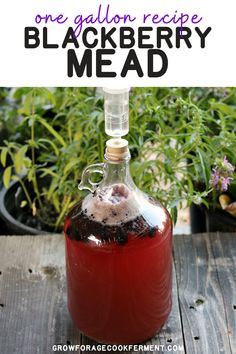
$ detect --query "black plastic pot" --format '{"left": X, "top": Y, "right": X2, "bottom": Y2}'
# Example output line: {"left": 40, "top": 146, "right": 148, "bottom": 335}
{"left": 190, "top": 204, "right": 236, "bottom": 233}
{"left": 0, "top": 179, "right": 50, "bottom": 235}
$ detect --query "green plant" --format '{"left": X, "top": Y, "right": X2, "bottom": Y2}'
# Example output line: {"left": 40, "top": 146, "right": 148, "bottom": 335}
{"left": 128, "top": 87, "right": 236, "bottom": 222}
{"left": 0, "top": 88, "right": 19, "bottom": 139}
{"left": 0, "top": 88, "right": 106, "bottom": 231}
{"left": 0, "top": 87, "right": 236, "bottom": 231}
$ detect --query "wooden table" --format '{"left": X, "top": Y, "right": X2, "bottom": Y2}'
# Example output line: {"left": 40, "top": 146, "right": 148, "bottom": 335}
{"left": 0, "top": 233, "right": 235, "bottom": 354}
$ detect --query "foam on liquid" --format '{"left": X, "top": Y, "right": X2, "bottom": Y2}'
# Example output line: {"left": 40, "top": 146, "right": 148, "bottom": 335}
{"left": 82, "top": 183, "right": 142, "bottom": 225}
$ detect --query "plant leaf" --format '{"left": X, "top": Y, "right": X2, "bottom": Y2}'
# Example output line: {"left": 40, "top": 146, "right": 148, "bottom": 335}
{"left": 64, "top": 158, "right": 80, "bottom": 175}
{"left": 211, "top": 102, "right": 236, "bottom": 118}
{"left": 39, "top": 168, "right": 58, "bottom": 178}
{"left": 38, "top": 88, "right": 56, "bottom": 105}
{"left": 52, "top": 193, "right": 60, "bottom": 213}
{"left": 20, "top": 200, "right": 27, "bottom": 208}
{"left": 28, "top": 168, "right": 34, "bottom": 182}
{"left": 38, "top": 138, "right": 59, "bottom": 156}
{"left": 11, "top": 175, "right": 20, "bottom": 182}
{"left": 14, "top": 146, "right": 28, "bottom": 174}
{"left": 1, "top": 147, "right": 8, "bottom": 167}
{"left": 197, "top": 148, "right": 210, "bottom": 188}
{"left": 187, "top": 177, "right": 194, "bottom": 194}
{"left": 170, "top": 206, "right": 178, "bottom": 225}
{"left": 22, "top": 92, "right": 32, "bottom": 115}
{"left": 47, "top": 181, "right": 58, "bottom": 200}
{"left": 37, "top": 118, "right": 66, "bottom": 147}
{"left": 3, "top": 166, "right": 12, "bottom": 188}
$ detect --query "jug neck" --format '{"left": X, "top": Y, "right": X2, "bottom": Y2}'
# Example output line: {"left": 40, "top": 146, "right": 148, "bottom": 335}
{"left": 78, "top": 138, "right": 136, "bottom": 193}
{"left": 99, "top": 138, "right": 135, "bottom": 188}
{"left": 101, "top": 157, "right": 135, "bottom": 189}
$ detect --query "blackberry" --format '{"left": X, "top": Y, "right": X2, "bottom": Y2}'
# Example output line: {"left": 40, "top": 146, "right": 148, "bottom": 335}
{"left": 68, "top": 222, "right": 82, "bottom": 241}
{"left": 100, "top": 226, "right": 110, "bottom": 241}
{"left": 116, "top": 229, "right": 128, "bottom": 244}
{"left": 148, "top": 227, "right": 157, "bottom": 237}
{"left": 66, "top": 226, "right": 72, "bottom": 236}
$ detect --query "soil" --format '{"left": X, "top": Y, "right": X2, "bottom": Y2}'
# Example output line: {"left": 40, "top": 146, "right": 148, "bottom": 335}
{"left": 11, "top": 200, "right": 60, "bottom": 233}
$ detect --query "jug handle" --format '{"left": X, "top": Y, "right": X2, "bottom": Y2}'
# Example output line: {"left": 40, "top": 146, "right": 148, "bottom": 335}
{"left": 78, "top": 163, "right": 104, "bottom": 192}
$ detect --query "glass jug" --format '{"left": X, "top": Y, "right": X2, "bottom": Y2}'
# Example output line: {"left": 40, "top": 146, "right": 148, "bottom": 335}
{"left": 64, "top": 138, "right": 172, "bottom": 344}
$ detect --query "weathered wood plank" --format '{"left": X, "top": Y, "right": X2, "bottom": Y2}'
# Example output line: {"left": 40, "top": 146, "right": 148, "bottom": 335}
{"left": 0, "top": 235, "right": 185, "bottom": 354}
{"left": 173, "top": 233, "right": 234, "bottom": 354}
{"left": 209, "top": 233, "right": 236, "bottom": 353}
{"left": 0, "top": 235, "right": 81, "bottom": 354}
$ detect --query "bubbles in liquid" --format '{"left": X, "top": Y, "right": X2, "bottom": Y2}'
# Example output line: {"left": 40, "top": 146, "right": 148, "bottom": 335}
{"left": 66, "top": 183, "right": 169, "bottom": 245}
{"left": 82, "top": 183, "right": 141, "bottom": 225}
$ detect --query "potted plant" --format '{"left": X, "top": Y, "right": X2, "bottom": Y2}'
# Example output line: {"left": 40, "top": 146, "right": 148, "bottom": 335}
{"left": 128, "top": 87, "right": 236, "bottom": 231}
{"left": 0, "top": 88, "right": 22, "bottom": 234}
{"left": 184, "top": 90, "right": 236, "bottom": 232}
{"left": 0, "top": 87, "right": 105, "bottom": 233}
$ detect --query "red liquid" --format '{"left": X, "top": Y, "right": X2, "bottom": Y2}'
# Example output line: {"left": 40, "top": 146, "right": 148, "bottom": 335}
{"left": 64, "top": 200, "right": 172, "bottom": 344}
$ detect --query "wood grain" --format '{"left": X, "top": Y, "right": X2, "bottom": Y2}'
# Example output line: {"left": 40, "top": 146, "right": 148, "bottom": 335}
{"left": 0, "top": 233, "right": 235, "bottom": 354}
{"left": 173, "top": 233, "right": 235, "bottom": 354}
{"left": 0, "top": 235, "right": 81, "bottom": 354}
{"left": 209, "top": 233, "right": 236, "bottom": 353}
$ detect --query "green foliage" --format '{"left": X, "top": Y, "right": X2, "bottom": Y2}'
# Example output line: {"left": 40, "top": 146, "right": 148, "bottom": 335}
{"left": 0, "top": 87, "right": 236, "bottom": 231}
{"left": 0, "top": 88, "right": 19, "bottom": 137}
{"left": 127, "top": 88, "right": 236, "bottom": 212}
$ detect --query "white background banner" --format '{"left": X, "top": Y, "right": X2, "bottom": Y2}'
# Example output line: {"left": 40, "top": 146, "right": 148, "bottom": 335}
{"left": 0, "top": 0, "right": 235, "bottom": 86}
